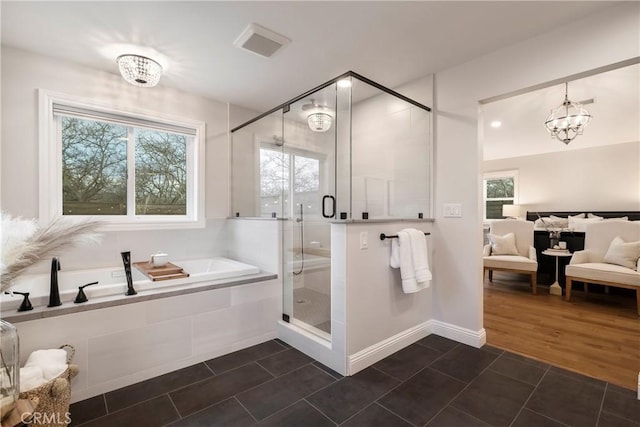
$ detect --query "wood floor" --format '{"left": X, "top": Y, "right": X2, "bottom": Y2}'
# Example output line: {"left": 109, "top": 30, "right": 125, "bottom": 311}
{"left": 484, "top": 272, "right": 640, "bottom": 391}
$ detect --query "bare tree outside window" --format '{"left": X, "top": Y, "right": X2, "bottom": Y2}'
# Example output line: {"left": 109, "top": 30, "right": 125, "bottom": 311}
{"left": 61, "top": 117, "right": 189, "bottom": 216}
{"left": 260, "top": 148, "right": 289, "bottom": 217}
{"left": 62, "top": 117, "right": 127, "bottom": 215}
{"left": 135, "top": 130, "right": 187, "bottom": 215}
{"left": 259, "top": 147, "right": 321, "bottom": 217}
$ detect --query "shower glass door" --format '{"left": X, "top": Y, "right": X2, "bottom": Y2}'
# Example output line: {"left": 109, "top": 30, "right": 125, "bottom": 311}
{"left": 281, "top": 84, "right": 338, "bottom": 340}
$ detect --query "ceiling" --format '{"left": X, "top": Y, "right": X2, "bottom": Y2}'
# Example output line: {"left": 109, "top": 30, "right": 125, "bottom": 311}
{"left": 482, "top": 63, "right": 640, "bottom": 160}
{"left": 1, "top": 1, "right": 618, "bottom": 115}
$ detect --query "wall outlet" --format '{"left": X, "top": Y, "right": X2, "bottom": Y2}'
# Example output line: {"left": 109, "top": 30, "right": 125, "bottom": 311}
{"left": 444, "top": 203, "right": 462, "bottom": 218}
{"left": 359, "top": 231, "right": 368, "bottom": 249}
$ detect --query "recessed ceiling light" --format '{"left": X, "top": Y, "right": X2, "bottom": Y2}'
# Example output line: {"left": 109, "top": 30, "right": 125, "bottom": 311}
{"left": 337, "top": 78, "right": 352, "bottom": 88}
{"left": 490, "top": 120, "right": 502, "bottom": 128}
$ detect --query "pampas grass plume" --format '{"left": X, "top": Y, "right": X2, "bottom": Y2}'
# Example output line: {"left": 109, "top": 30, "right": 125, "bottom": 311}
{"left": 1, "top": 213, "right": 102, "bottom": 291}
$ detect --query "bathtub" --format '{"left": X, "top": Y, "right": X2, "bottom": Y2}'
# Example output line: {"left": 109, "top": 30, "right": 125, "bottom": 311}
{"left": 1, "top": 257, "right": 261, "bottom": 312}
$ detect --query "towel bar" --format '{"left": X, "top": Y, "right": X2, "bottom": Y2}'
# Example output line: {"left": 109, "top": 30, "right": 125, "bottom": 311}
{"left": 380, "top": 232, "right": 430, "bottom": 241}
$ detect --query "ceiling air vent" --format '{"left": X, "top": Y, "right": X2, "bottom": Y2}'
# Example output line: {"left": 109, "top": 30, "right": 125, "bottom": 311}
{"left": 233, "top": 23, "right": 291, "bottom": 58}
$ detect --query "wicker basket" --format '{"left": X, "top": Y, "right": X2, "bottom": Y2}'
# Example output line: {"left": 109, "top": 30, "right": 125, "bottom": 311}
{"left": 19, "top": 345, "right": 78, "bottom": 427}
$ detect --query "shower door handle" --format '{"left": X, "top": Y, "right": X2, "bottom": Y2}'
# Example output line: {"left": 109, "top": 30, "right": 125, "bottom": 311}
{"left": 322, "top": 195, "right": 336, "bottom": 218}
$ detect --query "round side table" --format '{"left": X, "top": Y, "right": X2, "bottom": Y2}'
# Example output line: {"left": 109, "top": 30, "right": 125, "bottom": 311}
{"left": 542, "top": 249, "right": 573, "bottom": 296}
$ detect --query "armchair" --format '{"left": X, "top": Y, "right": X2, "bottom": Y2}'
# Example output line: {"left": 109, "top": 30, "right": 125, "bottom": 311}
{"left": 565, "top": 221, "right": 640, "bottom": 315}
{"left": 483, "top": 220, "right": 538, "bottom": 294}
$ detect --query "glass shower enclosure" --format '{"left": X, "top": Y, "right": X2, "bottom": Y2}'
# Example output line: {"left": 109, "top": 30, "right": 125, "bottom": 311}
{"left": 231, "top": 71, "right": 432, "bottom": 342}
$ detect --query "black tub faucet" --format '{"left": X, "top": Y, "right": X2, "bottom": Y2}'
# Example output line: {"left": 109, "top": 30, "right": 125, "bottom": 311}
{"left": 48, "top": 257, "right": 62, "bottom": 307}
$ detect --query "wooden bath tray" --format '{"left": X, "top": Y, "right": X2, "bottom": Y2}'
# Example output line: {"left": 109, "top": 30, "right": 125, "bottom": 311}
{"left": 133, "top": 261, "right": 190, "bottom": 281}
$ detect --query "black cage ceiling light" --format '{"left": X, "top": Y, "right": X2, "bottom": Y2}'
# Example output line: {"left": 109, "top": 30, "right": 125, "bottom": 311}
{"left": 544, "top": 82, "right": 592, "bottom": 145}
{"left": 117, "top": 54, "right": 163, "bottom": 88}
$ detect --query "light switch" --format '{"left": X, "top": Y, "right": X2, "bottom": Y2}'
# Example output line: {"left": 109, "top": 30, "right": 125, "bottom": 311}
{"left": 444, "top": 203, "right": 462, "bottom": 218}
{"left": 360, "top": 231, "right": 368, "bottom": 249}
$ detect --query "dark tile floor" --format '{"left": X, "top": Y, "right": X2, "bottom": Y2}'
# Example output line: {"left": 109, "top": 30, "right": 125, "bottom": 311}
{"left": 69, "top": 337, "right": 640, "bottom": 426}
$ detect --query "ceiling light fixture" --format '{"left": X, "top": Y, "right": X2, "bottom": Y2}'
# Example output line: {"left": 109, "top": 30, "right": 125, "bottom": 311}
{"left": 544, "top": 82, "right": 592, "bottom": 145}
{"left": 302, "top": 100, "right": 334, "bottom": 132}
{"left": 490, "top": 120, "right": 502, "bottom": 128}
{"left": 117, "top": 54, "right": 163, "bottom": 88}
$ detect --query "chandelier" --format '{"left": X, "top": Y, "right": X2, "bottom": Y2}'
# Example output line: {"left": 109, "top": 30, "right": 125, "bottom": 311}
{"left": 302, "top": 100, "right": 334, "bottom": 132}
{"left": 117, "top": 54, "right": 163, "bottom": 88}
{"left": 544, "top": 82, "right": 592, "bottom": 145}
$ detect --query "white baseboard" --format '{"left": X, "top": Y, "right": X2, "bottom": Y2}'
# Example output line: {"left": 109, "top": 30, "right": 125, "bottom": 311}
{"left": 348, "top": 321, "right": 432, "bottom": 375}
{"left": 348, "top": 319, "right": 486, "bottom": 375}
{"left": 430, "top": 319, "right": 486, "bottom": 348}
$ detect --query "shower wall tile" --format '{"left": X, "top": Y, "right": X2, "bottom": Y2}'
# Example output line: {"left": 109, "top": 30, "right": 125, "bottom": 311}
{"left": 145, "top": 287, "right": 232, "bottom": 323}
{"left": 225, "top": 219, "right": 280, "bottom": 272}
{"left": 88, "top": 317, "right": 192, "bottom": 386}
{"left": 331, "top": 224, "right": 347, "bottom": 325}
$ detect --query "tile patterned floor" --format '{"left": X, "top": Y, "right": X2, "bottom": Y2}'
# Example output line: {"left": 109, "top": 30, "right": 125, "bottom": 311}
{"left": 69, "top": 337, "right": 640, "bottom": 426}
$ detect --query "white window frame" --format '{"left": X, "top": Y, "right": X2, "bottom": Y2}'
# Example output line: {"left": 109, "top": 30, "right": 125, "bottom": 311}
{"left": 483, "top": 169, "right": 519, "bottom": 221}
{"left": 38, "top": 89, "right": 206, "bottom": 230}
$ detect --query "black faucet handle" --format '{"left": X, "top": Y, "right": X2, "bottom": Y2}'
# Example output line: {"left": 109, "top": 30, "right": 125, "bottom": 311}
{"left": 5, "top": 291, "right": 34, "bottom": 312}
{"left": 74, "top": 281, "right": 99, "bottom": 304}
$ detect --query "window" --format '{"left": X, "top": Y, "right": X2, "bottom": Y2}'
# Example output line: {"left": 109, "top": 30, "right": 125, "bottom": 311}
{"left": 483, "top": 170, "right": 518, "bottom": 220}
{"left": 259, "top": 145, "right": 322, "bottom": 218}
{"left": 39, "top": 90, "right": 205, "bottom": 229}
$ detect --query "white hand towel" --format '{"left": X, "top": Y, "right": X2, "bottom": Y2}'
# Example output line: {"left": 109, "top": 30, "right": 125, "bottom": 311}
{"left": 408, "top": 229, "right": 432, "bottom": 286}
{"left": 25, "top": 349, "right": 68, "bottom": 380}
{"left": 19, "top": 366, "right": 45, "bottom": 392}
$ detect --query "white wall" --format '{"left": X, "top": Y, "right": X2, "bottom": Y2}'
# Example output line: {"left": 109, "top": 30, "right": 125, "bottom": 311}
{"left": 433, "top": 2, "right": 639, "bottom": 332}
{"left": 1, "top": 46, "right": 231, "bottom": 270}
{"left": 345, "top": 221, "right": 433, "bottom": 355}
{"left": 484, "top": 141, "right": 640, "bottom": 212}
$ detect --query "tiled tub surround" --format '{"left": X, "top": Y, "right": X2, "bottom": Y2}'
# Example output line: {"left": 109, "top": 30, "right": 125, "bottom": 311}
{"left": 10, "top": 277, "right": 281, "bottom": 403}
{"left": 68, "top": 337, "right": 640, "bottom": 426}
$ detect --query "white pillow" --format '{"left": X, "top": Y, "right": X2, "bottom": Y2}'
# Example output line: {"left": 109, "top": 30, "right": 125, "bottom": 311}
{"left": 603, "top": 216, "right": 629, "bottom": 221}
{"left": 603, "top": 236, "right": 640, "bottom": 270}
{"left": 587, "top": 213, "right": 603, "bottom": 220}
{"left": 489, "top": 232, "right": 519, "bottom": 255}
{"left": 568, "top": 217, "right": 602, "bottom": 232}
{"left": 569, "top": 213, "right": 586, "bottom": 219}
{"left": 549, "top": 215, "right": 569, "bottom": 228}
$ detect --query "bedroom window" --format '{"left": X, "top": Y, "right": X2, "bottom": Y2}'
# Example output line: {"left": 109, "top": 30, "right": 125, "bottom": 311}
{"left": 483, "top": 170, "right": 518, "bottom": 220}
{"left": 39, "top": 90, "right": 206, "bottom": 230}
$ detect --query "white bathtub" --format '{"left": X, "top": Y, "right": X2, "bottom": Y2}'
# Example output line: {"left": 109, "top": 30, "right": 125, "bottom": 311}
{"left": 1, "top": 257, "right": 260, "bottom": 312}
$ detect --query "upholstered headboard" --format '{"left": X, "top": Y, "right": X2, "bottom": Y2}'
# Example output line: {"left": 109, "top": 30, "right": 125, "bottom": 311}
{"left": 526, "top": 211, "right": 640, "bottom": 222}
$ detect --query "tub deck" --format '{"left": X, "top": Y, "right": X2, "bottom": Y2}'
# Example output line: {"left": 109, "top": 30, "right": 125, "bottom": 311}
{"left": 2, "top": 257, "right": 275, "bottom": 323}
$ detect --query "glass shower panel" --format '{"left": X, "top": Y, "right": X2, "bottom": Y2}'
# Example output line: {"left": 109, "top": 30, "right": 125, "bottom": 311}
{"left": 282, "top": 84, "right": 337, "bottom": 340}
{"left": 231, "top": 110, "right": 284, "bottom": 218}
{"left": 351, "top": 79, "right": 431, "bottom": 219}
{"left": 335, "top": 76, "right": 352, "bottom": 219}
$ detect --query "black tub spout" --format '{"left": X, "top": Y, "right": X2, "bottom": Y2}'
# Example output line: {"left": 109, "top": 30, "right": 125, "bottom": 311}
{"left": 48, "top": 257, "right": 62, "bottom": 307}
